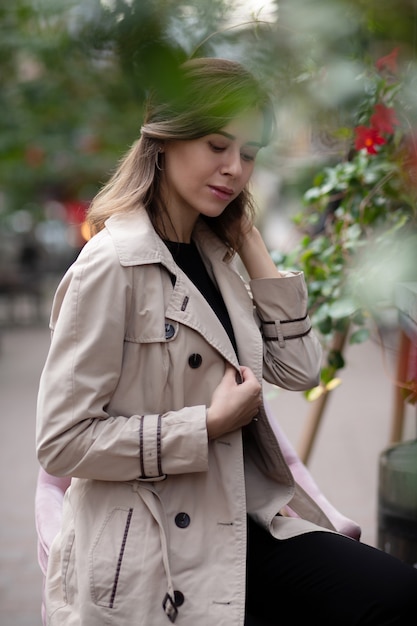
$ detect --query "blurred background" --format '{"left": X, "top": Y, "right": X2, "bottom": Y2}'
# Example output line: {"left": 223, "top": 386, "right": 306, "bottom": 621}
{"left": 1, "top": 1, "right": 417, "bottom": 623}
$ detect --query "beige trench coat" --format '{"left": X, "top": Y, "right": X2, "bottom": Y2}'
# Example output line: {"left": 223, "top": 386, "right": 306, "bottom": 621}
{"left": 36, "top": 209, "right": 336, "bottom": 626}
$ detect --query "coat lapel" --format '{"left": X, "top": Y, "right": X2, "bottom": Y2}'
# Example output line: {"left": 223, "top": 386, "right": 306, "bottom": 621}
{"left": 194, "top": 224, "right": 264, "bottom": 381}
{"left": 106, "top": 210, "right": 260, "bottom": 371}
{"left": 164, "top": 267, "right": 240, "bottom": 368}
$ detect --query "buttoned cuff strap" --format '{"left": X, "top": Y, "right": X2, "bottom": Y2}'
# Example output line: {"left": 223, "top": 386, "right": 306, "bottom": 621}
{"left": 139, "top": 414, "right": 166, "bottom": 481}
{"left": 261, "top": 314, "right": 312, "bottom": 348}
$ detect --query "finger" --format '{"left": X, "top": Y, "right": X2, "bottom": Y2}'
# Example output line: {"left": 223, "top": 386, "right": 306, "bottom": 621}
{"left": 239, "top": 365, "right": 257, "bottom": 381}
{"left": 221, "top": 363, "right": 242, "bottom": 385}
{"left": 223, "top": 363, "right": 238, "bottom": 380}
{"left": 240, "top": 367, "right": 261, "bottom": 394}
{"left": 238, "top": 365, "right": 250, "bottom": 382}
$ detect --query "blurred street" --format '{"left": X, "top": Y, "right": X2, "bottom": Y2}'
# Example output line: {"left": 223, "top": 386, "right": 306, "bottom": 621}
{"left": 0, "top": 323, "right": 49, "bottom": 626}
{"left": 0, "top": 298, "right": 416, "bottom": 625}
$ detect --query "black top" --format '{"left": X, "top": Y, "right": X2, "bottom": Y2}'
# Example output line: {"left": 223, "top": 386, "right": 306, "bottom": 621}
{"left": 164, "top": 240, "right": 238, "bottom": 356}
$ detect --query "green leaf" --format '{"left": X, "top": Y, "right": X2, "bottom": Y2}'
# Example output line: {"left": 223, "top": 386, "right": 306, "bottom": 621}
{"left": 317, "top": 316, "right": 333, "bottom": 335}
{"left": 327, "top": 349, "right": 345, "bottom": 370}
{"left": 304, "top": 186, "right": 325, "bottom": 202}
{"left": 305, "top": 386, "right": 325, "bottom": 402}
{"left": 334, "top": 317, "right": 350, "bottom": 332}
{"left": 327, "top": 298, "right": 358, "bottom": 320}
{"left": 352, "top": 309, "right": 366, "bottom": 325}
{"left": 326, "top": 377, "right": 342, "bottom": 391}
{"left": 321, "top": 366, "right": 336, "bottom": 384}
{"left": 349, "top": 328, "right": 370, "bottom": 344}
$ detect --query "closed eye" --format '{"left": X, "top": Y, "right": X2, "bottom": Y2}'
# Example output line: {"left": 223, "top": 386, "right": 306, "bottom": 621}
{"left": 208, "top": 141, "right": 226, "bottom": 153}
{"left": 241, "top": 152, "right": 256, "bottom": 162}
{"left": 209, "top": 142, "right": 257, "bottom": 162}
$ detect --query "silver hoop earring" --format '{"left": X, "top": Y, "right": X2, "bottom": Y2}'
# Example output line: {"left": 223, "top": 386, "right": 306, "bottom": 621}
{"left": 155, "top": 149, "right": 163, "bottom": 171}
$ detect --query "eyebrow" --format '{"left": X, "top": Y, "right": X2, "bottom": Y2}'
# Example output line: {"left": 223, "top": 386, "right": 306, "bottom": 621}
{"left": 215, "top": 130, "right": 263, "bottom": 148}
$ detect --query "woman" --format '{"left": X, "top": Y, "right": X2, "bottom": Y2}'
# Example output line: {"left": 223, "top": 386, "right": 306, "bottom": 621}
{"left": 36, "top": 57, "right": 417, "bottom": 625}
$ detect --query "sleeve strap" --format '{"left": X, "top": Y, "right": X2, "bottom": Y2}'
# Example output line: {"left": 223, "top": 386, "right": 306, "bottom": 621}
{"left": 139, "top": 414, "right": 167, "bottom": 481}
{"left": 260, "top": 314, "right": 312, "bottom": 348}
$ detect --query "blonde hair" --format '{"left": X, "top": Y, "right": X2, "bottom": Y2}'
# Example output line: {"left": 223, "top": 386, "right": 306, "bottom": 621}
{"left": 87, "top": 57, "right": 274, "bottom": 251}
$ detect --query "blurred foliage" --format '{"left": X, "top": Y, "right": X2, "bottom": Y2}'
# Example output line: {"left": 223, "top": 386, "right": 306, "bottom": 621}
{"left": 1, "top": 3, "right": 417, "bottom": 395}
{"left": 0, "top": 0, "right": 241, "bottom": 216}
{"left": 1, "top": 0, "right": 417, "bottom": 219}
{"left": 275, "top": 46, "right": 417, "bottom": 400}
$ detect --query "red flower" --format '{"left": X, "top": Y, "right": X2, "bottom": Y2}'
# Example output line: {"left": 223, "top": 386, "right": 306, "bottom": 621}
{"left": 370, "top": 103, "right": 400, "bottom": 135}
{"left": 354, "top": 126, "right": 386, "bottom": 155}
{"left": 376, "top": 47, "right": 399, "bottom": 74}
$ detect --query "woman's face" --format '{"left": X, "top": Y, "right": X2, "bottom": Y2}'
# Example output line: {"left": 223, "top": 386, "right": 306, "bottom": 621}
{"left": 160, "top": 111, "right": 264, "bottom": 240}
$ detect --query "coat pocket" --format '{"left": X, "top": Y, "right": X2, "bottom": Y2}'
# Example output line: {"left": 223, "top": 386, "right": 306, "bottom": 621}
{"left": 90, "top": 507, "right": 133, "bottom": 608}
{"left": 44, "top": 527, "right": 75, "bottom": 614}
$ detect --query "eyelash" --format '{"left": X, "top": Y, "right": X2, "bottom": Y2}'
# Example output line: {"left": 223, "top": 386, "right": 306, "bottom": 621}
{"left": 208, "top": 142, "right": 255, "bottom": 162}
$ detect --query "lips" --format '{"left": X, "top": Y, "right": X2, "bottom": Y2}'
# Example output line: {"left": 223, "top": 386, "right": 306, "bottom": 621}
{"left": 208, "top": 185, "right": 234, "bottom": 200}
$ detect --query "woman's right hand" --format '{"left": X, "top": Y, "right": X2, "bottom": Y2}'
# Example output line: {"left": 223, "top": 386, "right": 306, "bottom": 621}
{"left": 206, "top": 365, "right": 262, "bottom": 439}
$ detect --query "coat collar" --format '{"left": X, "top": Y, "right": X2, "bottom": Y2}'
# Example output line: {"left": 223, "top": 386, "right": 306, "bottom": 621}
{"left": 105, "top": 208, "right": 177, "bottom": 272}
{"left": 104, "top": 208, "right": 250, "bottom": 369}
{"left": 104, "top": 207, "right": 228, "bottom": 274}
{"left": 104, "top": 208, "right": 263, "bottom": 376}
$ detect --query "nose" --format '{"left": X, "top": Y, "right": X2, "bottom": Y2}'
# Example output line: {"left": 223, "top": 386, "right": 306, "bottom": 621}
{"left": 220, "top": 148, "right": 242, "bottom": 178}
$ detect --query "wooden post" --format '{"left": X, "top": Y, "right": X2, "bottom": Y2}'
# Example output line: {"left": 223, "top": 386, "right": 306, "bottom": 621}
{"left": 297, "top": 328, "right": 349, "bottom": 465}
{"left": 389, "top": 329, "right": 411, "bottom": 444}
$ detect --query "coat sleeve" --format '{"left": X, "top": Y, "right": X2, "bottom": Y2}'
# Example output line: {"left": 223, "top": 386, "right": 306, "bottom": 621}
{"left": 249, "top": 272, "right": 322, "bottom": 391}
{"left": 36, "top": 234, "right": 209, "bottom": 481}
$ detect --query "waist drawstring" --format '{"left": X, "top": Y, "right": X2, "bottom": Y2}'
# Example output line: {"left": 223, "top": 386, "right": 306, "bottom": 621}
{"left": 132, "top": 482, "right": 179, "bottom": 623}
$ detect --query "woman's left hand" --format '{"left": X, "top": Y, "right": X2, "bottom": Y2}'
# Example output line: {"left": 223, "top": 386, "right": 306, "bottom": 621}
{"left": 238, "top": 224, "right": 282, "bottom": 280}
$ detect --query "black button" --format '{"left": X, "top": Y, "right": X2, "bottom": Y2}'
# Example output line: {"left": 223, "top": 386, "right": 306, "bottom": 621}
{"left": 165, "top": 323, "right": 175, "bottom": 340}
{"left": 175, "top": 512, "right": 190, "bottom": 528}
{"left": 174, "top": 590, "right": 185, "bottom": 607}
{"left": 188, "top": 353, "right": 202, "bottom": 369}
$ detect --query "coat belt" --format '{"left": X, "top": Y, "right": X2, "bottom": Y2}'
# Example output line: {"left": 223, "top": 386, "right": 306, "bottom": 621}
{"left": 130, "top": 481, "right": 178, "bottom": 623}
